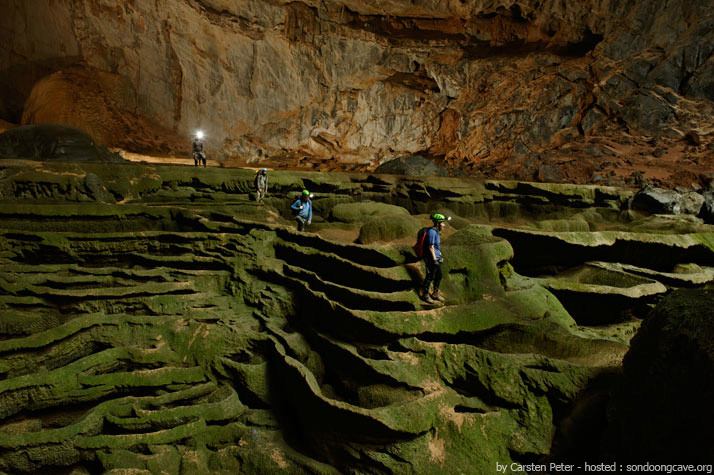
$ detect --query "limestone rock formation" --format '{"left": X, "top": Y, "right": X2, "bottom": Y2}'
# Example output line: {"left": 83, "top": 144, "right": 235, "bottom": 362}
{"left": 630, "top": 185, "right": 705, "bottom": 216}
{"left": 539, "top": 262, "right": 668, "bottom": 326}
{"left": 0, "top": 125, "right": 125, "bottom": 163}
{"left": 1, "top": 0, "right": 713, "bottom": 183}
{"left": 2, "top": 159, "right": 682, "bottom": 473}
{"left": 374, "top": 155, "right": 449, "bottom": 177}
{"left": 19, "top": 66, "right": 188, "bottom": 155}
{"left": 2, "top": 158, "right": 714, "bottom": 472}
{"left": 604, "top": 289, "right": 714, "bottom": 463}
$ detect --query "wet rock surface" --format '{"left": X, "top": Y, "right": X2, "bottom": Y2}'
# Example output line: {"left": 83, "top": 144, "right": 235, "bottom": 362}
{"left": 0, "top": 161, "right": 713, "bottom": 472}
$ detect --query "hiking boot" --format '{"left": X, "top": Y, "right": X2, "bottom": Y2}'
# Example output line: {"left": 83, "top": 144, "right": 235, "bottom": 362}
{"left": 430, "top": 291, "right": 445, "bottom": 302}
{"left": 419, "top": 289, "right": 435, "bottom": 304}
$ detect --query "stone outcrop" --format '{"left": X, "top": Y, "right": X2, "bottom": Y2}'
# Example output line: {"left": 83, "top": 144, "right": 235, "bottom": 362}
{"left": 1, "top": 0, "right": 713, "bottom": 178}
{"left": 0, "top": 160, "right": 633, "bottom": 473}
{"left": 604, "top": 289, "right": 714, "bottom": 463}
{"left": 0, "top": 125, "right": 125, "bottom": 163}
{"left": 374, "top": 155, "right": 449, "bottom": 177}
{"left": 630, "top": 185, "right": 706, "bottom": 216}
{"left": 702, "top": 192, "right": 714, "bottom": 222}
{"left": 19, "top": 67, "right": 187, "bottom": 155}
{"left": 539, "top": 262, "right": 668, "bottom": 326}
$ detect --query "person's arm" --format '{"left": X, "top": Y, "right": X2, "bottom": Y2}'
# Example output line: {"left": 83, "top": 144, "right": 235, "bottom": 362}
{"left": 427, "top": 229, "right": 438, "bottom": 260}
{"left": 291, "top": 200, "right": 300, "bottom": 211}
{"left": 307, "top": 201, "right": 312, "bottom": 223}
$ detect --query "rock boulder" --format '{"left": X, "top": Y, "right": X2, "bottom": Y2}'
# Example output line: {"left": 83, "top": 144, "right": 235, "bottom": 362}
{"left": 630, "top": 186, "right": 682, "bottom": 215}
{"left": 605, "top": 289, "right": 714, "bottom": 463}
{"left": 0, "top": 125, "right": 125, "bottom": 163}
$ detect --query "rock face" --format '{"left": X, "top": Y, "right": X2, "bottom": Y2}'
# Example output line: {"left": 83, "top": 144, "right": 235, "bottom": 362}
{"left": 605, "top": 289, "right": 714, "bottom": 463}
{"left": 19, "top": 66, "right": 188, "bottom": 155}
{"left": 1, "top": 0, "right": 714, "bottom": 174}
{"left": 0, "top": 125, "right": 125, "bottom": 162}
{"left": 373, "top": 155, "right": 449, "bottom": 176}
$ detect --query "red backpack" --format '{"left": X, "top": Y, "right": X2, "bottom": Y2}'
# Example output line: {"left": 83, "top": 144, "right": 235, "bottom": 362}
{"left": 413, "top": 227, "right": 429, "bottom": 258}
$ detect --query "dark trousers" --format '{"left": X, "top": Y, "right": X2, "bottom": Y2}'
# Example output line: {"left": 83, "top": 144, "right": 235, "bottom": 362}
{"left": 296, "top": 215, "right": 306, "bottom": 231}
{"left": 422, "top": 257, "right": 442, "bottom": 293}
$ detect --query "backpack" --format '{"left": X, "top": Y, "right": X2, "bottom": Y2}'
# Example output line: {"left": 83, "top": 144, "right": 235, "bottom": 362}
{"left": 253, "top": 171, "right": 260, "bottom": 189}
{"left": 413, "top": 227, "right": 429, "bottom": 258}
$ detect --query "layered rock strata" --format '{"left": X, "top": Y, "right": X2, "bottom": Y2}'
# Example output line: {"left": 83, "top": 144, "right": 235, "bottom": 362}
{"left": 1, "top": 160, "right": 714, "bottom": 472}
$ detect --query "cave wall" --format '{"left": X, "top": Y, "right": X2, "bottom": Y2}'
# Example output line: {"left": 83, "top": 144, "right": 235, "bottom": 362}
{"left": 2, "top": 0, "right": 713, "bottom": 163}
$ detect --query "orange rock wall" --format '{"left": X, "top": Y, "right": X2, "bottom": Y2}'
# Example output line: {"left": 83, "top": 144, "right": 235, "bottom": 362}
{"left": 1, "top": 0, "right": 713, "bottom": 173}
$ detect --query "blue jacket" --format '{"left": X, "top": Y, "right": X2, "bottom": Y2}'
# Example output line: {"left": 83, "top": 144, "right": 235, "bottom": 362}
{"left": 291, "top": 198, "right": 312, "bottom": 221}
{"left": 426, "top": 227, "right": 441, "bottom": 260}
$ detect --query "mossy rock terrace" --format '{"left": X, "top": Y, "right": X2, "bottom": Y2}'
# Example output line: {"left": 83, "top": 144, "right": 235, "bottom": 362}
{"left": 1, "top": 161, "right": 713, "bottom": 473}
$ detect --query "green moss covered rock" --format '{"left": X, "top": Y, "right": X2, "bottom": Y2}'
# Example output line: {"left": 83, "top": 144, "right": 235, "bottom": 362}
{"left": 2, "top": 160, "right": 709, "bottom": 474}
{"left": 357, "top": 213, "right": 421, "bottom": 244}
{"left": 605, "top": 289, "right": 714, "bottom": 463}
{"left": 329, "top": 201, "right": 409, "bottom": 223}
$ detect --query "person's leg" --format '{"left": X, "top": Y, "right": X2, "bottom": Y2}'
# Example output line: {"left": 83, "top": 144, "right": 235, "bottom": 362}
{"left": 194, "top": 153, "right": 198, "bottom": 166}
{"left": 431, "top": 262, "right": 444, "bottom": 301}
{"left": 202, "top": 154, "right": 206, "bottom": 167}
{"left": 421, "top": 258, "right": 436, "bottom": 300}
{"left": 296, "top": 216, "right": 305, "bottom": 231}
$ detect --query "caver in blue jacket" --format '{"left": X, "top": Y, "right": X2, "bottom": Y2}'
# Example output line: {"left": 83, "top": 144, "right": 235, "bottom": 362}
{"left": 291, "top": 190, "right": 313, "bottom": 231}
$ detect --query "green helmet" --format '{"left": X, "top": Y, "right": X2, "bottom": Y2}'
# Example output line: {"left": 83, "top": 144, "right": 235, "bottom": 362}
{"left": 431, "top": 213, "right": 451, "bottom": 223}
{"left": 302, "top": 189, "right": 310, "bottom": 196}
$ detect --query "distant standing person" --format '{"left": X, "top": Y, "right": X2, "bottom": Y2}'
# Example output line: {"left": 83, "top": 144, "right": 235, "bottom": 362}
{"left": 420, "top": 213, "right": 450, "bottom": 304}
{"left": 291, "top": 190, "right": 313, "bottom": 231}
{"left": 255, "top": 168, "right": 268, "bottom": 202}
{"left": 192, "top": 132, "right": 206, "bottom": 167}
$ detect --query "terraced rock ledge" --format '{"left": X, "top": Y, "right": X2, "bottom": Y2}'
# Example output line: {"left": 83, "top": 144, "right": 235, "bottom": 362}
{"left": 1, "top": 161, "right": 713, "bottom": 473}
